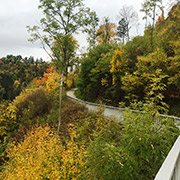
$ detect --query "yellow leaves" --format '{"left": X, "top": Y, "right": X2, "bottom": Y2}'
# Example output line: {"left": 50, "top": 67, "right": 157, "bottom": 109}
{"left": 121, "top": 72, "right": 143, "bottom": 101}
{"left": 110, "top": 48, "right": 127, "bottom": 85}
{"left": 110, "top": 48, "right": 125, "bottom": 73}
{"left": 101, "top": 78, "right": 108, "bottom": 87}
{"left": 45, "top": 70, "right": 60, "bottom": 93}
{"left": 0, "top": 102, "right": 17, "bottom": 133}
{"left": 53, "top": 34, "right": 79, "bottom": 60}
{"left": 122, "top": 73, "right": 142, "bottom": 91}
{"left": 170, "top": 41, "right": 180, "bottom": 55}
{"left": 151, "top": 144, "right": 154, "bottom": 150}
{"left": 66, "top": 72, "right": 76, "bottom": 89}
{"left": 137, "top": 48, "right": 167, "bottom": 75}
{"left": 13, "top": 80, "right": 20, "bottom": 90}
{"left": 96, "top": 20, "right": 117, "bottom": 44}
{"left": 60, "top": 124, "right": 87, "bottom": 179}
{"left": 33, "top": 65, "right": 60, "bottom": 93}
{"left": 33, "top": 65, "right": 77, "bottom": 91}
{"left": 0, "top": 125, "right": 87, "bottom": 180}
{"left": 170, "top": 5, "right": 180, "bottom": 20}
{"left": 1, "top": 125, "right": 62, "bottom": 180}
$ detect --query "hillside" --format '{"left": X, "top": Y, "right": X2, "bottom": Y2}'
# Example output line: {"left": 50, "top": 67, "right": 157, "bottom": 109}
{"left": 76, "top": 4, "right": 180, "bottom": 116}
{"left": 1, "top": 1, "right": 180, "bottom": 180}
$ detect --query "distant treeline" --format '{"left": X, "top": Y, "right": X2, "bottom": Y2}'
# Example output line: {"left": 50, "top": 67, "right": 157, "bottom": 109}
{"left": 0, "top": 55, "right": 49, "bottom": 102}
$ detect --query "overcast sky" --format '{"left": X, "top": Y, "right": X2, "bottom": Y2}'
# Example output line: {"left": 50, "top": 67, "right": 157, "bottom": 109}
{"left": 0, "top": 0, "right": 170, "bottom": 61}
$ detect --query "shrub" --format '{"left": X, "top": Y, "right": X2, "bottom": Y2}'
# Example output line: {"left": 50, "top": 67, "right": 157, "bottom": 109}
{"left": 0, "top": 125, "right": 87, "bottom": 180}
{"left": 16, "top": 87, "right": 52, "bottom": 120}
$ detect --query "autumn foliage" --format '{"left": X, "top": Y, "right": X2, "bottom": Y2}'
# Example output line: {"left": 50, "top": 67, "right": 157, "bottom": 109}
{"left": 0, "top": 55, "right": 49, "bottom": 102}
{"left": 0, "top": 125, "right": 87, "bottom": 180}
{"left": 33, "top": 65, "right": 77, "bottom": 90}
{"left": 96, "top": 19, "right": 117, "bottom": 44}
{"left": 77, "top": 4, "right": 180, "bottom": 115}
{"left": 1, "top": 2, "right": 180, "bottom": 180}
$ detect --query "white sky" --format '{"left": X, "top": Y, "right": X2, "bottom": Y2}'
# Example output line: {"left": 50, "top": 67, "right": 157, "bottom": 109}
{"left": 0, "top": 0, "right": 170, "bottom": 61}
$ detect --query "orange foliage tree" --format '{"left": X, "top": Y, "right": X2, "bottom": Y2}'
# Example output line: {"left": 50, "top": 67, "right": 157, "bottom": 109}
{"left": 96, "top": 17, "right": 117, "bottom": 44}
{"left": 33, "top": 65, "right": 61, "bottom": 93}
{"left": 33, "top": 65, "right": 77, "bottom": 90}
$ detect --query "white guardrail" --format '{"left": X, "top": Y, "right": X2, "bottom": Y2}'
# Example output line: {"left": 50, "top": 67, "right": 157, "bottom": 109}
{"left": 154, "top": 136, "right": 180, "bottom": 180}
{"left": 67, "top": 94, "right": 125, "bottom": 121}
{"left": 66, "top": 92, "right": 180, "bottom": 122}
{"left": 67, "top": 90, "right": 180, "bottom": 180}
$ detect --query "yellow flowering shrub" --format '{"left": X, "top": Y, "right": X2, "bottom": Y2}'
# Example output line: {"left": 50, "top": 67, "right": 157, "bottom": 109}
{"left": 0, "top": 124, "right": 87, "bottom": 180}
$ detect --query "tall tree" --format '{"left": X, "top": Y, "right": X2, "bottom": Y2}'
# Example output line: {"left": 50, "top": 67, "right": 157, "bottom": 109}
{"left": 117, "top": 5, "right": 138, "bottom": 43}
{"left": 27, "top": 0, "right": 95, "bottom": 133}
{"left": 83, "top": 11, "right": 99, "bottom": 49}
{"left": 141, "top": 0, "right": 164, "bottom": 51}
{"left": 96, "top": 17, "right": 117, "bottom": 44}
{"left": 117, "top": 18, "right": 128, "bottom": 44}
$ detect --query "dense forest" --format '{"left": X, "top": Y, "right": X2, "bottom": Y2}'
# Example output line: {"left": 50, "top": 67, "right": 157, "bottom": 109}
{"left": 0, "top": 55, "right": 49, "bottom": 102}
{"left": 77, "top": 4, "right": 180, "bottom": 116}
{"left": 0, "top": 0, "right": 180, "bottom": 179}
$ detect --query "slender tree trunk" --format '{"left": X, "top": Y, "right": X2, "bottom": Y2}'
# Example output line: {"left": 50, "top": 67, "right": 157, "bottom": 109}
{"left": 127, "top": 32, "right": 130, "bottom": 42}
{"left": 123, "top": 37, "right": 125, "bottom": 45}
{"left": 151, "top": 4, "right": 156, "bottom": 52}
{"left": 127, "top": 23, "right": 130, "bottom": 42}
{"left": 57, "top": 68, "right": 64, "bottom": 133}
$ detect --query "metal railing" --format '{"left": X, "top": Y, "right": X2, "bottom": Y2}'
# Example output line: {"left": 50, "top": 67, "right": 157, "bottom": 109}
{"left": 67, "top": 93, "right": 180, "bottom": 122}
{"left": 154, "top": 136, "right": 180, "bottom": 180}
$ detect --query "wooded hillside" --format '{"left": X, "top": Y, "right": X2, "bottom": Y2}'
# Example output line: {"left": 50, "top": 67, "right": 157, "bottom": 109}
{"left": 1, "top": 1, "right": 180, "bottom": 180}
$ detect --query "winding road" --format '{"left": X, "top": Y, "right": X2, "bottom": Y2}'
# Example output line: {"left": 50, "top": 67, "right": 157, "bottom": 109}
{"left": 67, "top": 89, "right": 128, "bottom": 121}
{"left": 67, "top": 89, "right": 180, "bottom": 124}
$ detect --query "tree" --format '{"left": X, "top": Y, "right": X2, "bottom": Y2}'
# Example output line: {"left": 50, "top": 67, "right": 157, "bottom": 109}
{"left": 0, "top": 55, "right": 49, "bottom": 101}
{"left": 96, "top": 17, "right": 117, "bottom": 44}
{"left": 117, "top": 18, "right": 128, "bottom": 44}
{"left": 154, "top": 4, "right": 180, "bottom": 54}
{"left": 27, "top": 0, "right": 95, "bottom": 133}
{"left": 120, "top": 48, "right": 168, "bottom": 102}
{"left": 0, "top": 82, "right": 5, "bottom": 103}
{"left": 141, "top": 0, "right": 164, "bottom": 51}
{"left": 117, "top": 5, "right": 138, "bottom": 43}
{"left": 83, "top": 11, "right": 99, "bottom": 49}
{"left": 77, "top": 43, "right": 119, "bottom": 102}
{"left": 110, "top": 48, "right": 128, "bottom": 84}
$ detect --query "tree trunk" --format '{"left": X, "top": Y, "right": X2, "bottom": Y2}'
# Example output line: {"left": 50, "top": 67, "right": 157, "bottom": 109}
{"left": 57, "top": 68, "right": 64, "bottom": 133}
{"left": 126, "top": 20, "right": 130, "bottom": 42}
{"left": 151, "top": 4, "right": 156, "bottom": 52}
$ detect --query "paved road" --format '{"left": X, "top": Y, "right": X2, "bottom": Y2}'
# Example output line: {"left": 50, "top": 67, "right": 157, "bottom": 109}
{"left": 66, "top": 89, "right": 77, "bottom": 99}
{"left": 66, "top": 89, "right": 180, "bottom": 123}
{"left": 66, "top": 89, "right": 124, "bottom": 121}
